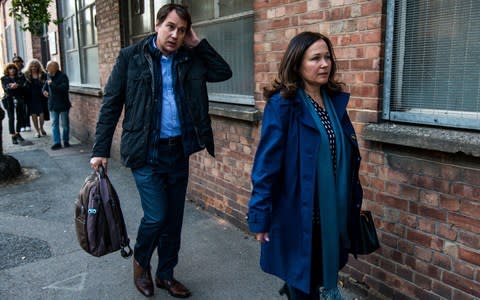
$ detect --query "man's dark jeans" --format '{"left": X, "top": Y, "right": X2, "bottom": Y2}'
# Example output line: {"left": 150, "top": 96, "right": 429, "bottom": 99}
{"left": 132, "top": 141, "right": 189, "bottom": 280}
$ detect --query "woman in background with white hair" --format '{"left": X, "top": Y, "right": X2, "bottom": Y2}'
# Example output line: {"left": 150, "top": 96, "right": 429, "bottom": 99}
{"left": 42, "top": 61, "right": 71, "bottom": 150}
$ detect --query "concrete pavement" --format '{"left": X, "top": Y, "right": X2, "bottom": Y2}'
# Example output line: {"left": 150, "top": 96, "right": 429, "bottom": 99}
{"left": 0, "top": 121, "right": 364, "bottom": 300}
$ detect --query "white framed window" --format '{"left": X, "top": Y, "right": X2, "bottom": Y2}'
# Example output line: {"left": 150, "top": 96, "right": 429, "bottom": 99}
{"left": 383, "top": 1, "right": 480, "bottom": 130}
{"left": 59, "top": 0, "right": 99, "bottom": 87}
{"left": 4, "top": 25, "right": 13, "bottom": 62}
{"left": 182, "top": 0, "right": 254, "bottom": 105}
{"left": 14, "top": 21, "right": 26, "bottom": 60}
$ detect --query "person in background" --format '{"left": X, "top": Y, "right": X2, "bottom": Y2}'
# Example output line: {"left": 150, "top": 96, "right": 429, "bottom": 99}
{"left": 23, "top": 59, "right": 48, "bottom": 138}
{"left": 90, "top": 3, "right": 231, "bottom": 298}
{"left": 42, "top": 61, "right": 71, "bottom": 150}
{"left": 1, "top": 63, "right": 26, "bottom": 144}
{"left": 247, "top": 32, "right": 363, "bottom": 300}
{"left": 12, "top": 55, "right": 30, "bottom": 132}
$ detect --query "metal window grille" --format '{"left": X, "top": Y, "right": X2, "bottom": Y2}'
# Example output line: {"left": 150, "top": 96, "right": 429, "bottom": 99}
{"left": 383, "top": 0, "right": 480, "bottom": 130}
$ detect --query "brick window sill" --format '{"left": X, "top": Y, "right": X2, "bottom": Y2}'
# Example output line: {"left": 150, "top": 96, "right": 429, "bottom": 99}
{"left": 69, "top": 86, "right": 103, "bottom": 97}
{"left": 66, "top": 89, "right": 261, "bottom": 123}
{"left": 209, "top": 102, "right": 261, "bottom": 123}
{"left": 363, "top": 123, "right": 480, "bottom": 158}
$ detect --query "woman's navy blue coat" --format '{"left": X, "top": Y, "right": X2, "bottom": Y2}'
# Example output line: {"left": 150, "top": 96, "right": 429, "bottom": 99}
{"left": 248, "top": 91, "right": 363, "bottom": 293}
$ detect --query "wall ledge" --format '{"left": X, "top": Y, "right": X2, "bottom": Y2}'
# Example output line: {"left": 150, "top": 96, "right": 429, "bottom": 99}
{"left": 363, "top": 123, "right": 480, "bottom": 158}
{"left": 209, "top": 102, "right": 261, "bottom": 123}
{"left": 69, "top": 86, "right": 103, "bottom": 97}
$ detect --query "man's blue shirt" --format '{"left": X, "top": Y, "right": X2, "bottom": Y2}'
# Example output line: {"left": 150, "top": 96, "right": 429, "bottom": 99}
{"left": 159, "top": 54, "right": 181, "bottom": 137}
{"left": 152, "top": 38, "right": 181, "bottom": 138}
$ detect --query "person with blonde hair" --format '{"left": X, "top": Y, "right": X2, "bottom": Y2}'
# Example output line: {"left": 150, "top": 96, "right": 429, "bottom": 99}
{"left": 23, "top": 59, "right": 49, "bottom": 137}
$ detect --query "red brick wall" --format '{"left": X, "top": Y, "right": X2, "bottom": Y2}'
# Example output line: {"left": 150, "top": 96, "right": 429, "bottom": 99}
{"left": 66, "top": 1, "right": 480, "bottom": 298}
{"left": 232, "top": 1, "right": 478, "bottom": 300}
{"left": 188, "top": 117, "right": 259, "bottom": 230}
{"left": 188, "top": 0, "right": 386, "bottom": 244}
{"left": 69, "top": 0, "right": 123, "bottom": 152}
{"left": 344, "top": 145, "right": 480, "bottom": 299}
{"left": 187, "top": 0, "right": 381, "bottom": 230}
{"left": 96, "top": 0, "right": 122, "bottom": 88}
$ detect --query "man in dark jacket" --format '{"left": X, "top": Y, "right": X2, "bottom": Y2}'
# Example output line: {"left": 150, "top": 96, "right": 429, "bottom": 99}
{"left": 90, "top": 4, "right": 231, "bottom": 298}
{"left": 42, "top": 61, "right": 71, "bottom": 150}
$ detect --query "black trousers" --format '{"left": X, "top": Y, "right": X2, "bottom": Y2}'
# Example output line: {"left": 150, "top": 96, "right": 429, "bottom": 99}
{"left": 287, "top": 223, "right": 322, "bottom": 300}
{"left": 5, "top": 100, "right": 26, "bottom": 134}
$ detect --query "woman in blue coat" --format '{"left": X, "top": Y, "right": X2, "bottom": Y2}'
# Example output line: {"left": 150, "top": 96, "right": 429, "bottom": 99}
{"left": 248, "top": 32, "right": 363, "bottom": 300}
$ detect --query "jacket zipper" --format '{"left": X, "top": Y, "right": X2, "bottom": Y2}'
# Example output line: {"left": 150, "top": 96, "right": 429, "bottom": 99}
{"left": 144, "top": 50, "right": 156, "bottom": 162}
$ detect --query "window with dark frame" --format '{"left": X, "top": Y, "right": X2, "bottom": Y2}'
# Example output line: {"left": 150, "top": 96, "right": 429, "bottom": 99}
{"left": 125, "top": 0, "right": 254, "bottom": 105}
{"left": 59, "top": 0, "right": 99, "bottom": 87}
{"left": 182, "top": 0, "right": 254, "bottom": 105}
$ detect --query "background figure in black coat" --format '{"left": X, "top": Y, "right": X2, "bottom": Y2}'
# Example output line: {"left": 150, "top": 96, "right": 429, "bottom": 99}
{"left": 12, "top": 56, "right": 30, "bottom": 132}
{"left": 42, "top": 61, "right": 71, "bottom": 150}
{"left": 1, "top": 63, "right": 26, "bottom": 144}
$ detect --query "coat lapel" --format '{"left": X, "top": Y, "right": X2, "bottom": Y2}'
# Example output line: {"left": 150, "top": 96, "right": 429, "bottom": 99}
{"left": 296, "top": 91, "right": 349, "bottom": 132}
{"left": 294, "top": 95, "right": 320, "bottom": 132}
{"left": 331, "top": 92, "right": 349, "bottom": 121}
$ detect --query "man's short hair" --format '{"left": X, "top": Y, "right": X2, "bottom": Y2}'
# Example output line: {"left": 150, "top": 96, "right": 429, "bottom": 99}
{"left": 156, "top": 4, "right": 192, "bottom": 33}
{"left": 12, "top": 56, "right": 24, "bottom": 63}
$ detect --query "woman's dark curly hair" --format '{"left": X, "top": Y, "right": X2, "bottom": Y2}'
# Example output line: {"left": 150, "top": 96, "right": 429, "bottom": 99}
{"left": 264, "top": 31, "right": 344, "bottom": 100}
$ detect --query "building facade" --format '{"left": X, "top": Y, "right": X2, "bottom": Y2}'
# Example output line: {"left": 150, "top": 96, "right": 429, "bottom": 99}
{"left": 0, "top": 0, "right": 60, "bottom": 72}
{"left": 2, "top": 1, "right": 480, "bottom": 299}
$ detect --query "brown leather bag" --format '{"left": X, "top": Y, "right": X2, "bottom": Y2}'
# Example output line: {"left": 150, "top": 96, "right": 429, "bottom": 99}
{"left": 74, "top": 167, "right": 132, "bottom": 258}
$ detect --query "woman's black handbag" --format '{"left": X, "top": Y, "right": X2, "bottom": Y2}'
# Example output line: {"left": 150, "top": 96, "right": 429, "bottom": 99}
{"left": 357, "top": 210, "right": 380, "bottom": 255}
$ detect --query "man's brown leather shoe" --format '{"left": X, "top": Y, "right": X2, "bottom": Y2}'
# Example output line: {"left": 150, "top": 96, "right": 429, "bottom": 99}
{"left": 133, "top": 259, "right": 154, "bottom": 297}
{"left": 155, "top": 278, "right": 191, "bottom": 298}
